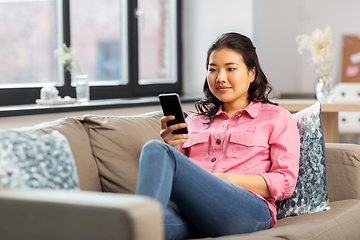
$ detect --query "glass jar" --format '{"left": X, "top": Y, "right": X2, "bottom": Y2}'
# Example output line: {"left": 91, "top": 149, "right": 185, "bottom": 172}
{"left": 316, "top": 76, "right": 334, "bottom": 103}
{"left": 75, "top": 74, "right": 89, "bottom": 104}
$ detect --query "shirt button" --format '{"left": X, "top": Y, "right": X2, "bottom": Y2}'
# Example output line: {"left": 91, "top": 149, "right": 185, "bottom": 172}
{"left": 216, "top": 139, "right": 221, "bottom": 144}
{"left": 234, "top": 115, "right": 239, "bottom": 119}
{"left": 239, "top": 110, "right": 244, "bottom": 114}
{"left": 211, "top": 157, "right": 216, "bottom": 162}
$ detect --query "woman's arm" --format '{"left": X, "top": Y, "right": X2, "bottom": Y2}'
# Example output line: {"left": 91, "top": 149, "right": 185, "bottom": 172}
{"left": 213, "top": 173, "right": 271, "bottom": 198}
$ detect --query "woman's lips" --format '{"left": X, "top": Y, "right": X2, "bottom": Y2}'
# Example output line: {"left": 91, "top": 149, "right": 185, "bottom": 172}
{"left": 217, "top": 86, "right": 231, "bottom": 92}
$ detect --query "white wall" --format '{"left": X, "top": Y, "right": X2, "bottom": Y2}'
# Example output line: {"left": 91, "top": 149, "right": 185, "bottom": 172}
{"left": 182, "top": 0, "right": 254, "bottom": 97}
{"left": 299, "top": 0, "right": 360, "bottom": 92}
{"left": 254, "top": 0, "right": 360, "bottom": 96}
{"left": 253, "top": 0, "right": 302, "bottom": 97}
{"left": 182, "top": 0, "right": 360, "bottom": 97}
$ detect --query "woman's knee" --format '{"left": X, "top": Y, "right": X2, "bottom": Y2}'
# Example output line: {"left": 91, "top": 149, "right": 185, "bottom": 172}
{"left": 140, "top": 140, "right": 171, "bottom": 165}
{"left": 142, "top": 139, "right": 167, "bottom": 153}
{"left": 139, "top": 140, "right": 176, "bottom": 173}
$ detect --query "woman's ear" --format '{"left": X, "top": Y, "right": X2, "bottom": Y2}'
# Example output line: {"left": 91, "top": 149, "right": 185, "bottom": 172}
{"left": 250, "top": 67, "right": 256, "bottom": 82}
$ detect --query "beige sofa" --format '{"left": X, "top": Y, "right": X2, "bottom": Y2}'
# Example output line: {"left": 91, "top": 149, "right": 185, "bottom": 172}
{"left": 1, "top": 110, "right": 360, "bottom": 240}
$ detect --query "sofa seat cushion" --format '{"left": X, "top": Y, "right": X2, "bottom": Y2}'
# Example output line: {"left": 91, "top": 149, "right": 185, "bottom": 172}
{"left": 233, "top": 199, "right": 360, "bottom": 240}
{"left": 210, "top": 236, "right": 282, "bottom": 239}
{"left": 14, "top": 117, "right": 101, "bottom": 192}
{"left": 81, "top": 111, "right": 163, "bottom": 194}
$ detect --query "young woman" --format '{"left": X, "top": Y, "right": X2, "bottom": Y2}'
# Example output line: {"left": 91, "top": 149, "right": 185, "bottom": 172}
{"left": 136, "top": 32, "right": 300, "bottom": 240}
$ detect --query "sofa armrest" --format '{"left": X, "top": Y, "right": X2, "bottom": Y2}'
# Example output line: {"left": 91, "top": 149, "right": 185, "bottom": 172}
{"left": 326, "top": 143, "right": 360, "bottom": 202}
{"left": 0, "top": 189, "right": 163, "bottom": 240}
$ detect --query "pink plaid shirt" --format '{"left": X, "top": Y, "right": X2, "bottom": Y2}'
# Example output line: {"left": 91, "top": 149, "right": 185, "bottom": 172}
{"left": 179, "top": 101, "right": 300, "bottom": 227}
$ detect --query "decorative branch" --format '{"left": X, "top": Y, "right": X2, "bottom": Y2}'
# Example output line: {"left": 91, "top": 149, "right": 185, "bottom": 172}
{"left": 53, "top": 43, "right": 81, "bottom": 74}
{"left": 296, "top": 25, "right": 335, "bottom": 80}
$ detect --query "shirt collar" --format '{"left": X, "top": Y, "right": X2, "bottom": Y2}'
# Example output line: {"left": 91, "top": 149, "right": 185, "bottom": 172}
{"left": 245, "top": 101, "right": 261, "bottom": 118}
{"left": 215, "top": 101, "right": 262, "bottom": 119}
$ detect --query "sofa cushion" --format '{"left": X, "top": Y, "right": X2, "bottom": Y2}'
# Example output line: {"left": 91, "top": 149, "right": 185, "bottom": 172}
{"left": 276, "top": 102, "right": 328, "bottom": 219}
{"left": 82, "top": 111, "right": 163, "bottom": 194}
{"left": 325, "top": 143, "right": 360, "bottom": 201}
{"left": 0, "top": 130, "right": 79, "bottom": 190}
{"left": 244, "top": 199, "right": 360, "bottom": 240}
{"left": 13, "top": 117, "right": 102, "bottom": 192}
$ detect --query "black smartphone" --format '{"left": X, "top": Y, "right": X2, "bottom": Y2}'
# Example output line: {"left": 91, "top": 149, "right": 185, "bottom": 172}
{"left": 159, "top": 93, "right": 188, "bottom": 134}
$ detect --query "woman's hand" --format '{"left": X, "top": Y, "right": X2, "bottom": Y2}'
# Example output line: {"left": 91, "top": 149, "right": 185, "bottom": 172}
{"left": 160, "top": 115, "right": 190, "bottom": 150}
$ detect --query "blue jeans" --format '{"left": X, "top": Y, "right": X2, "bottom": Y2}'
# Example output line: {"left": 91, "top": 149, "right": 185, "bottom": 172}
{"left": 136, "top": 140, "right": 271, "bottom": 240}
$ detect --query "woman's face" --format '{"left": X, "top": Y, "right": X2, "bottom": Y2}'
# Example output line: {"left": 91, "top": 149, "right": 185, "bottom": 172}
{"left": 207, "top": 47, "right": 255, "bottom": 112}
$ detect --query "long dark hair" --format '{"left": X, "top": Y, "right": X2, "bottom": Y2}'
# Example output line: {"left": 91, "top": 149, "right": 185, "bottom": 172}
{"left": 195, "top": 32, "right": 276, "bottom": 124}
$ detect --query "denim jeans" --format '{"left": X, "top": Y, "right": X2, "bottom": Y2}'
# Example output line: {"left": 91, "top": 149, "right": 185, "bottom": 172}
{"left": 136, "top": 140, "right": 271, "bottom": 240}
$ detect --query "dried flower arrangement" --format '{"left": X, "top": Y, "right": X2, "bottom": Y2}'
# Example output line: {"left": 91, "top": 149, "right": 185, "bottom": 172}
{"left": 53, "top": 43, "right": 80, "bottom": 74}
{"left": 296, "top": 25, "right": 335, "bottom": 80}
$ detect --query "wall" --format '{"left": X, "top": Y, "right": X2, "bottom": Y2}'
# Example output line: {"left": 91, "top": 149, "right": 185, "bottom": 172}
{"left": 182, "top": 0, "right": 254, "bottom": 97}
{"left": 253, "top": 0, "right": 302, "bottom": 97}
{"left": 182, "top": 0, "right": 360, "bottom": 97}
{"left": 253, "top": 0, "right": 360, "bottom": 96}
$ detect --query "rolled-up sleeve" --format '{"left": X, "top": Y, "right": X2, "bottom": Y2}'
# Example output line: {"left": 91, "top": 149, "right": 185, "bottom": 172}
{"left": 260, "top": 110, "right": 300, "bottom": 201}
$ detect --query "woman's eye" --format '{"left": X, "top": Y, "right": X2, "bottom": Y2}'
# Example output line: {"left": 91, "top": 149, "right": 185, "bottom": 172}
{"left": 228, "top": 68, "right": 235, "bottom": 71}
{"left": 208, "top": 68, "right": 216, "bottom": 72}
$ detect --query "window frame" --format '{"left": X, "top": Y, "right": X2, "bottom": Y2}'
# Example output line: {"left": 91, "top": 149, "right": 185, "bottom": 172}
{"left": 0, "top": 0, "right": 182, "bottom": 107}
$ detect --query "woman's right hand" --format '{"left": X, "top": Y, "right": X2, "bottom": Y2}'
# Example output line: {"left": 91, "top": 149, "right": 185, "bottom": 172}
{"left": 160, "top": 115, "right": 190, "bottom": 150}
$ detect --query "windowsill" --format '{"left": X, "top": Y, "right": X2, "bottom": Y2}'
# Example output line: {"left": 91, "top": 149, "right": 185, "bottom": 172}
{"left": 0, "top": 95, "right": 202, "bottom": 118}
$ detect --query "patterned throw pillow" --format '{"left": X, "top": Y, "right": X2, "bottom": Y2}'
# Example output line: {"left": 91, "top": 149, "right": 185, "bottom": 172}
{"left": 276, "top": 102, "right": 328, "bottom": 219}
{"left": 0, "top": 130, "right": 79, "bottom": 190}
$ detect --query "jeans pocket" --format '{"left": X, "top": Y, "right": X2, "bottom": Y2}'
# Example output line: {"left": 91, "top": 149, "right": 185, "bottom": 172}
{"left": 252, "top": 217, "right": 272, "bottom": 233}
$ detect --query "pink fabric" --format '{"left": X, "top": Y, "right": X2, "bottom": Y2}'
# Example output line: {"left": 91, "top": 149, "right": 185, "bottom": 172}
{"left": 179, "top": 101, "right": 300, "bottom": 227}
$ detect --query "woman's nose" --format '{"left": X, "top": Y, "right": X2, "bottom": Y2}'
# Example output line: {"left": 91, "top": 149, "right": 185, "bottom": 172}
{"left": 216, "top": 70, "right": 226, "bottom": 82}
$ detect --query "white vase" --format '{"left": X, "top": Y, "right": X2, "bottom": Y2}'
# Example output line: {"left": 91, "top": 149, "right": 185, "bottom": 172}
{"left": 315, "top": 76, "right": 334, "bottom": 103}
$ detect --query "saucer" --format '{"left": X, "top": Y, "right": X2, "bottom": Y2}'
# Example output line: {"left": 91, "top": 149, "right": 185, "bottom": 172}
{"left": 36, "top": 97, "right": 76, "bottom": 105}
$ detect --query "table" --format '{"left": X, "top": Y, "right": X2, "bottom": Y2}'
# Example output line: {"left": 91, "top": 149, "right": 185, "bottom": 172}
{"left": 275, "top": 99, "right": 360, "bottom": 143}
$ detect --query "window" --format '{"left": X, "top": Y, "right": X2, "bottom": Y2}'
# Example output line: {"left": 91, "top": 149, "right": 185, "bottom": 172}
{"left": 138, "top": 0, "right": 178, "bottom": 85}
{"left": 70, "top": 0, "right": 128, "bottom": 86}
{"left": 0, "top": 0, "right": 59, "bottom": 87}
{"left": 0, "top": 0, "right": 181, "bottom": 106}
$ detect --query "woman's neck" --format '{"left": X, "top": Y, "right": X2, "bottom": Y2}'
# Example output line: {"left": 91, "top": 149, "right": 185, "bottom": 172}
{"left": 222, "top": 100, "right": 250, "bottom": 117}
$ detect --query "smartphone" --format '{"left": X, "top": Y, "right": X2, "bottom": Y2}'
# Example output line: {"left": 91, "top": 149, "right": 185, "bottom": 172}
{"left": 159, "top": 93, "right": 188, "bottom": 134}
